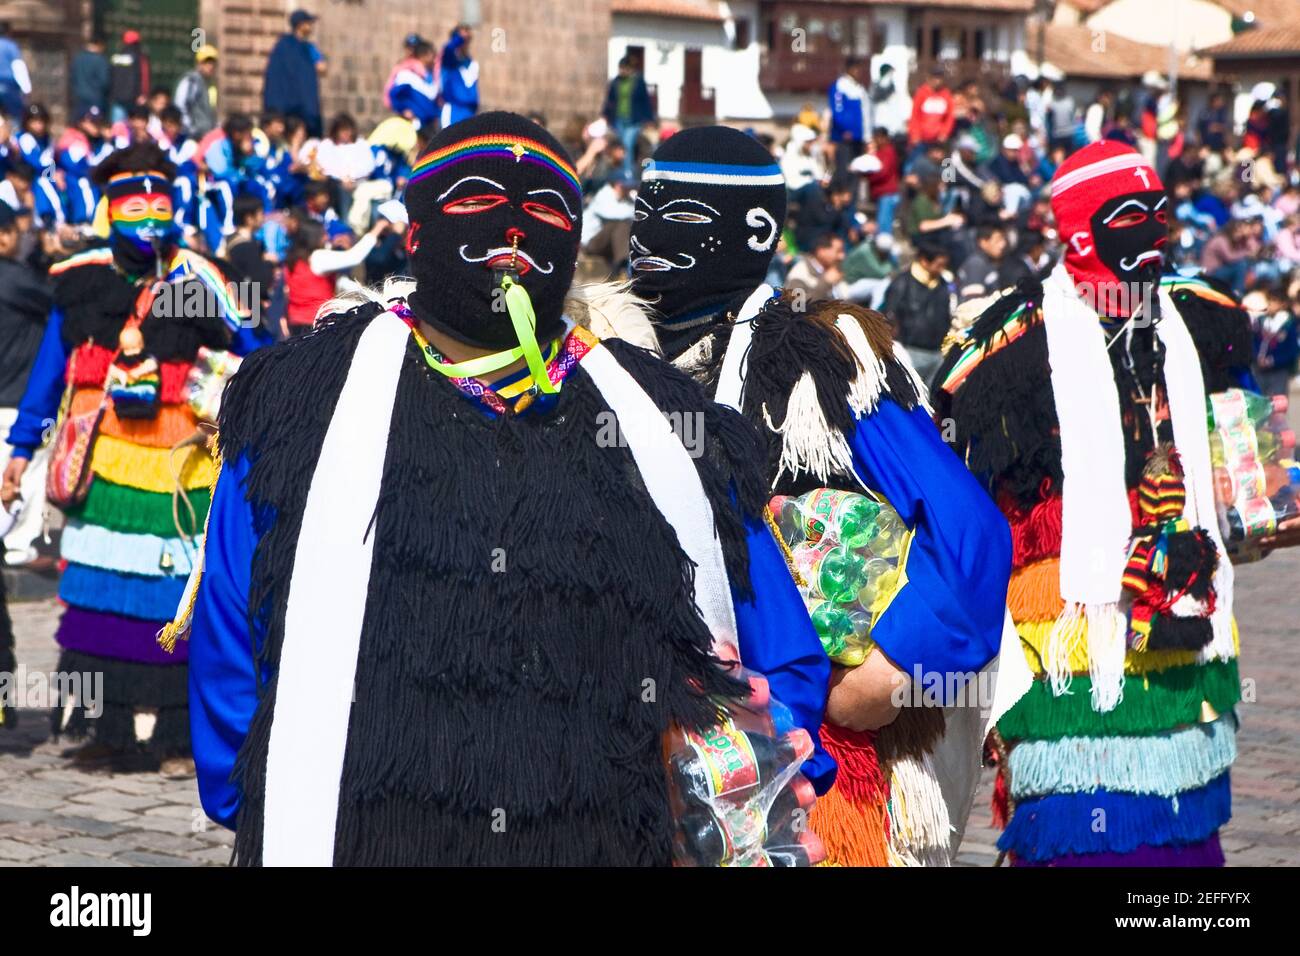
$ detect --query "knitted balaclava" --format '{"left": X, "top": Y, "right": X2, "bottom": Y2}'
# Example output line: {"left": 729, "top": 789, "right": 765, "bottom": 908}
{"left": 1050, "top": 140, "right": 1167, "bottom": 317}
{"left": 630, "top": 126, "right": 786, "bottom": 324}
{"left": 403, "top": 111, "right": 582, "bottom": 349}
{"left": 93, "top": 143, "right": 180, "bottom": 276}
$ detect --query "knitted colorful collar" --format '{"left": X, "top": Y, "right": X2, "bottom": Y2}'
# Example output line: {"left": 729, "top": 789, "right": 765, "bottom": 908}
{"left": 394, "top": 301, "right": 596, "bottom": 415}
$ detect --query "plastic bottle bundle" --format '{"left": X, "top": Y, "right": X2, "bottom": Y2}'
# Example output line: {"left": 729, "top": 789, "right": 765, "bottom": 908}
{"left": 768, "top": 488, "right": 909, "bottom": 666}
{"left": 1206, "top": 389, "right": 1299, "bottom": 543}
{"left": 666, "top": 666, "right": 826, "bottom": 867}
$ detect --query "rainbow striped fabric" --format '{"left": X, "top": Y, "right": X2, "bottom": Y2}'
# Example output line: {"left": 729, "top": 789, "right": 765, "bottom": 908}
{"left": 408, "top": 134, "right": 581, "bottom": 199}
{"left": 940, "top": 302, "right": 1035, "bottom": 395}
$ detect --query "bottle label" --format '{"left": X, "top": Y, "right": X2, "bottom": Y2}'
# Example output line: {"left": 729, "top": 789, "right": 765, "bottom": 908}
{"left": 1212, "top": 391, "right": 1271, "bottom": 537}
{"left": 684, "top": 721, "right": 760, "bottom": 799}
{"left": 1238, "top": 496, "right": 1278, "bottom": 538}
{"left": 1210, "top": 390, "right": 1248, "bottom": 429}
{"left": 793, "top": 541, "right": 837, "bottom": 599}
{"left": 801, "top": 489, "right": 855, "bottom": 544}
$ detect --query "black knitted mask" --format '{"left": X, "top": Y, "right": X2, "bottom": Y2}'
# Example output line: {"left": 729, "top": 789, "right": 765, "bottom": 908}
{"left": 630, "top": 126, "right": 786, "bottom": 324}
{"left": 403, "top": 112, "right": 582, "bottom": 349}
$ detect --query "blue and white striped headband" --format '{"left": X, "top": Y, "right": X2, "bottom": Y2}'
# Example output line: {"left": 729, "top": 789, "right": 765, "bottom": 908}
{"left": 641, "top": 160, "right": 785, "bottom": 187}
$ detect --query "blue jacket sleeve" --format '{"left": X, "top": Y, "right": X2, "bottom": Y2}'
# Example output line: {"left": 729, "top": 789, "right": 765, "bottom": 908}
{"left": 848, "top": 398, "right": 1011, "bottom": 697}
{"left": 7, "top": 307, "right": 70, "bottom": 458}
{"left": 734, "top": 509, "right": 836, "bottom": 794}
{"left": 230, "top": 324, "right": 273, "bottom": 356}
{"left": 189, "top": 453, "right": 261, "bottom": 830}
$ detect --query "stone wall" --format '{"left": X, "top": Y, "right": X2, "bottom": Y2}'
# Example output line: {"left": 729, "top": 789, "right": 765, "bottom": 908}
{"left": 201, "top": 0, "right": 610, "bottom": 148}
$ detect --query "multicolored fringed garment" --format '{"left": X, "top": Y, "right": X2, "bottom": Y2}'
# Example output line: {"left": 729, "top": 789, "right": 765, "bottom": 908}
{"left": 8, "top": 245, "right": 248, "bottom": 756}
{"left": 668, "top": 291, "right": 1013, "bottom": 866}
{"left": 934, "top": 270, "right": 1253, "bottom": 866}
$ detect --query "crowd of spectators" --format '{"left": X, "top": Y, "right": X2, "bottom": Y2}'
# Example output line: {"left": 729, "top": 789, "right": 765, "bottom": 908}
{"left": 572, "top": 56, "right": 1299, "bottom": 396}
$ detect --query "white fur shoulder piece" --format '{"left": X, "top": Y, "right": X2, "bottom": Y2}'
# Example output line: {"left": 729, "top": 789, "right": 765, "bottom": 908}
{"left": 567, "top": 280, "right": 661, "bottom": 353}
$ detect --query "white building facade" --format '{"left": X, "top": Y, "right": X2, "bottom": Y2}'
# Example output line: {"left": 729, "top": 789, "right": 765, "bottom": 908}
{"left": 610, "top": 1, "right": 1031, "bottom": 125}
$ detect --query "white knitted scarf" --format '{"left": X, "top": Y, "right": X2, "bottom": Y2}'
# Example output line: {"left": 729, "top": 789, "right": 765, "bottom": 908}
{"left": 1040, "top": 262, "right": 1235, "bottom": 713}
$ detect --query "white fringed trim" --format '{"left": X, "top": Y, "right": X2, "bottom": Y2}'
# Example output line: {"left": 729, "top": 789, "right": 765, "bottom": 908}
{"left": 317, "top": 275, "right": 416, "bottom": 323}
{"left": 833, "top": 314, "right": 935, "bottom": 419}
{"left": 764, "top": 313, "right": 924, "bottom": 488}
{"left": 1008, "top": 716, "right": 1238, "bottom": 799}
{"left": 886, "top": 752, "right": 953, "bottom": 867}
{"left": 1044, "top": 601, "right": 1126, "bottom": 712}
{"left": 834, "top": 314, "right": 889, "bottom": 418}
{"left": 890, "top": 340, "right": 935, "bottom": 415}
{"left": 762, "top": 372, "right": 859, "bottom": 488}
{"left": 1087, "top": 603, "right": 1127, "bottom": 712}
{"left": 1045, "top": 603, "right": 1083, "bottom": 699}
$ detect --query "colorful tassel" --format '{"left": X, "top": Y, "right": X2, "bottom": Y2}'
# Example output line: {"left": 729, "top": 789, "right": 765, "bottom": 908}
{"left": 887, "top": 752, "right": 953, "bottom": 866}
{"left": 998, "top": 772, "right": 1231, "bottom": 862}
{"left": 1008, "top": 716, "right": 1238, "bottom": 799}
{"left": 998, "top": 659, "right": 1241, "bottom": 742}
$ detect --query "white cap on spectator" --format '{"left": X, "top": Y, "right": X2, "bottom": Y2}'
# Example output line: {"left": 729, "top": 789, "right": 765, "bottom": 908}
{"left": 1141, "top": 70, "right": 1168, "bottom": 90}
{"left": 1002, "top": 133, "right": 1023, "bottom": 151}
{"left": 789, "top": 123, "right": 817, "bottom": 144}
{"left": 848, "top": 153, "right": 882, "bottom": 174}
{"left": 586, "top": 118, "right": 609, "bottom": 140}
{"left": 1232, "top": 194, "right": 1265, "bottom": 220}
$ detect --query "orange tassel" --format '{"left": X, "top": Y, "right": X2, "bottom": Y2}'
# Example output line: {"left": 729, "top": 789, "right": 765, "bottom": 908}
{"left": 1006, "top": 558, "right": 1065, "bottom": 621}
{"left": 811, "top": 782, "right": 891, "bottom": 867}
{"left": 814, "top": 723, "right": 892, "bottom": 866}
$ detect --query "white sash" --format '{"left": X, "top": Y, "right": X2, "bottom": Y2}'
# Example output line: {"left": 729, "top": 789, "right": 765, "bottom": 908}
{"left": 713, "top": 284, "right": 775, "bottom": 412}
{"left": 264, "top": 311, "right": 411, "bottom": 866}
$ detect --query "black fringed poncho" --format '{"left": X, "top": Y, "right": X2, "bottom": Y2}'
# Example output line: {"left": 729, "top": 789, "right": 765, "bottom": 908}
{"left": 211, "top": 305, "right": 770, "bottom": 865}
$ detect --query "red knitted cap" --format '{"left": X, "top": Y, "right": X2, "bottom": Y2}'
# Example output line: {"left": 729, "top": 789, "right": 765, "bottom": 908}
{"left": 1050, "top": 141, "right": 1164, "bottom": 308}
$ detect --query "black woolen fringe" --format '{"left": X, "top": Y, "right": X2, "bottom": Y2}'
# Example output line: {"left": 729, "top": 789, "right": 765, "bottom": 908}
{"left": 966, "top": 279, "right": 1044, "bottom": 346}
{"left": 56, "top": 261, "right": 233, "bottom": 360}
{"left": 1171, "top": 288, "right": 1254, "bottom": 394}
{"left": 1145, "top": 614, "right": 1214, "bottom": 652}
{"left": 50, "top": 648, "right": 190, "bottom": 756}
{"left": 602, "top": 337, "right": 766, "bottom": 599}
{"left": 1161, "top": 528, "right": 1220, "bottom": 602}
{"left": 225, "top": 312, "right": 753, "bottom": 865}
{"left": 946, "top": 309, "right": 1063, "bottom": 509}
{"left": 219, "top": 307, "right": 375, "bottom": 865}
{"left": 1141, "top": 526, "right": 1219, "bottom": 652}
{"left": 727, "top": 295, "right": 922, "bottom": 498}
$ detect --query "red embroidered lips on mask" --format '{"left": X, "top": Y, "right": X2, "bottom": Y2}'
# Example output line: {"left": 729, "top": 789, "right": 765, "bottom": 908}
{"left": 1050, "top": 141, "right": 1168, "bottom": 318}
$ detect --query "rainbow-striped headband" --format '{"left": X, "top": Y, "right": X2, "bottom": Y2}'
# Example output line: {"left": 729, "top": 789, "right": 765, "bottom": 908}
{"left": 408, "top": 135, "right": 581, "bottom": 199}
{"left": 105, "top": 171, "right": 172, "bottom": 198}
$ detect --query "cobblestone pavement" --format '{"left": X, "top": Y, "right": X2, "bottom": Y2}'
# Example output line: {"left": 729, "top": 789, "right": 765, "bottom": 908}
{"left": 2, "top": 528, "right": 1297, "bottom": 868}
{"left": 0, "top": 601, "right": 232, "bottom": 867}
